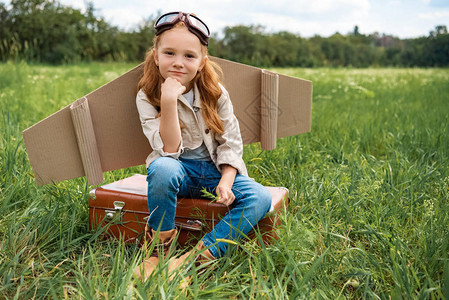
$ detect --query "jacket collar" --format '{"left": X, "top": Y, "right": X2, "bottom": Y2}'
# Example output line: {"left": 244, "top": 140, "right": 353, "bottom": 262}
{"left": 178, "top": 83, "right": 201, "bottom": 111}
{"left": 193, "top": 83, "right": 201, "bottom": 109}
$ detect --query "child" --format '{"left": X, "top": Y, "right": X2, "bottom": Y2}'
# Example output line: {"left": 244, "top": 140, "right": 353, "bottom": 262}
{"left": 134, "top": 11, "right": 272, "bottom": 280}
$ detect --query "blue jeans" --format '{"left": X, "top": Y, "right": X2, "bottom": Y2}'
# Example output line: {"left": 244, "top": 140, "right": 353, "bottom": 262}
{"left": 146, "top": 157, "right": 272, "bottom": 258}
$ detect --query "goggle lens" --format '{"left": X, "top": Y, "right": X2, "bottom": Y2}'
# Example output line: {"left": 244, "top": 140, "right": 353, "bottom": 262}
{"left": 189, "top": 15, "right": 210, "bottom": 36}
{"left": 155, "top": 13, "right": 179, "bottom": 27}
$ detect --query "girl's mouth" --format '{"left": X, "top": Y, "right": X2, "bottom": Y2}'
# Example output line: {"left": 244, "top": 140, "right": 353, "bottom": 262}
{"left": 169, "top": 71, "right": 185, "bottom": 76}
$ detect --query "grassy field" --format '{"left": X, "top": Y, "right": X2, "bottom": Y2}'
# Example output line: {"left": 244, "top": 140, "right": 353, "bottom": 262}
{"left": 0, "top": 62, "right": 448, "bottom": 299}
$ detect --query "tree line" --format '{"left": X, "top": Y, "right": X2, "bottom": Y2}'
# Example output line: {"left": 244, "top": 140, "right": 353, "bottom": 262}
{"left": 1, "top": 0, "right": 448, "bottom": 67}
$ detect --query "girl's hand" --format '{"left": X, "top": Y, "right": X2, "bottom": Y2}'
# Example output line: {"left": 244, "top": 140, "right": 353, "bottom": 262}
{"left": 161, "top": 77, "right": 186, "bottom": 105}
{"left": 215, "top": 164, "right": 237, "bottom": 206}
{"left": 216, "top": 183, "right": 235, "bottom": 206}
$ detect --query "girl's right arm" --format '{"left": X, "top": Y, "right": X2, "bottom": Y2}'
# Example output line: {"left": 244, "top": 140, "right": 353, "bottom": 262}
{"left": 159, "top": 77, "right": 185, "bottom": 153}
{"left": 136, "top": 78, "right": 185, "bottom": 158}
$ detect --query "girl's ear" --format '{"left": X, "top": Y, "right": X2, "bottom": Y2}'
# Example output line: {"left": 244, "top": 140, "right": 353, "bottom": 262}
{"left": 153, "top": 48, "right": 159, "bottom": 66}
{"left": 199, "top": 55, "right": 208, "bottom": 71}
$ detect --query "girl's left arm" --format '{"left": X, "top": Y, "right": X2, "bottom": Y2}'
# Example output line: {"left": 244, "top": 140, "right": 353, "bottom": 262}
{"left": 214, "top": 87, "right": 246, "bottom": 205}
{"left": 214, "top": 88, "right": 247, "bottom": 176}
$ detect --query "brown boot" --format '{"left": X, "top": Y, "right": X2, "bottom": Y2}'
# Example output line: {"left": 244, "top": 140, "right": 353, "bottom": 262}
{"left": 168, "top": 241, "right": 216, "bottom": 289}
{"left": 169, "top": 240, "right": 215, "bottom": 273}
{"left": 133, "top": 226, "right": 178, "bottom": 281}
{"left": 194, "top": 241, "right": 215, "bottom": 268}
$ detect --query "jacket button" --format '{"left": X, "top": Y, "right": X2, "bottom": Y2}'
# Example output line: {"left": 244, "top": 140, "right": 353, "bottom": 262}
{"left": 205, "top": 129, "right": 210, "bottom": 134}
{"left": 193, "top": 107, "right": 199, "bottom": 112}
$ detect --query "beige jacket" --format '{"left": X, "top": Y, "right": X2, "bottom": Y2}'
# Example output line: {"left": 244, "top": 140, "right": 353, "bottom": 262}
{"left": 136, "top": 83, "right": 248, "bottom": 176}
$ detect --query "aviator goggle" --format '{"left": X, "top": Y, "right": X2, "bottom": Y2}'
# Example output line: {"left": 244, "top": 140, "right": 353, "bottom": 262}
{"left": 154, "top": 12, "right": 210, "bottom": 46}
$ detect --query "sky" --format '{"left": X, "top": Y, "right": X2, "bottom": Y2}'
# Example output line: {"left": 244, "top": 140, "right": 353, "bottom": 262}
{"left": 4, "top": 0, "right": 449, "bottom": 38}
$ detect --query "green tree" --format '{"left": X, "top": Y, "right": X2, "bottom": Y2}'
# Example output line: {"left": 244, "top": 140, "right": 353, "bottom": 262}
{"left": 321, "top": 33, "right": 347, "bottom": 66}
{"left": 133, "top": 15, "right": 157, "bottom": 61}
{"left": 426, "top": 25, "right": 449, "bottom": 66}
{"left": 269, "top": 32, "right": 300, "bottom": 67}
{"left": 220, "top": 25, "right": 265, "bottom": 66}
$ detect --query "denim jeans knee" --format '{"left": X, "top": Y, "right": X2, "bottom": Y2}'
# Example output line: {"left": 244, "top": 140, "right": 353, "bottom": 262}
{"left": 146, "top": 157, "right": 185, "bottom": 231}
{"left": 250, "top": 183, "right": 272, "bottom": 220}
{"left": 202, "top": 177, "right": 272, "bottom": 257}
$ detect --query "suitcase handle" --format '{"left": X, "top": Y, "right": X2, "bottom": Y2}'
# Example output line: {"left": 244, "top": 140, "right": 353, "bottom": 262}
{"left": 177, "top": 219, "right": 203, "bottom": 231}
{"left": 142, "top": 216, "right": 203, "bottom": 232}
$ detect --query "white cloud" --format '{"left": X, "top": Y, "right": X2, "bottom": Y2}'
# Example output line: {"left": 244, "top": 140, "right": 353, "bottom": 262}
{"left": 419, "top": 10, "right": 449, "bottom": 19}
{"left": 101, "top": 8, "right": 142, "bottom": 30}
{"left": 253, "top": 0, "right": 370, "bottom": 14}
{"left": 197, "top": 0, "right": 372, "bottom": 36}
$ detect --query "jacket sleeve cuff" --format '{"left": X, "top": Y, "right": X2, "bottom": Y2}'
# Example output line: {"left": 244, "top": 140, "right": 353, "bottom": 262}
{"left": 153, "top": 132, "right": 184, "bottom": 158}
{"left": 216, "top": 150, "right": 245, "bottom": 175}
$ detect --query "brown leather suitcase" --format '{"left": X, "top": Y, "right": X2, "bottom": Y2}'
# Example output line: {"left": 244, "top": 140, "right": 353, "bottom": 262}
{"left": 89, "top": 174, "right": 288, "bottom": 246}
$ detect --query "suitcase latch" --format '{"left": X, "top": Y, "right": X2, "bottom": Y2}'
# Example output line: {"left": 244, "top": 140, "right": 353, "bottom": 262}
{"left": 104, "top": 201, "right": 125, "bottom": 224}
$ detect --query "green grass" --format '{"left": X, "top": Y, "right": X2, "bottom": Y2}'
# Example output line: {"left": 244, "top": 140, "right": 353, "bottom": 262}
{"left": 1, "top": 62, "right": 448, "bottom": 299}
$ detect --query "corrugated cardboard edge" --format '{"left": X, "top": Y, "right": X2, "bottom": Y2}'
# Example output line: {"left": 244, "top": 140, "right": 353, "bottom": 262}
{"left": 70, "top": 97, "right": 103, "bottom": 185}
{"left": 260, "top": 69, "right": 279, "bottom": 150}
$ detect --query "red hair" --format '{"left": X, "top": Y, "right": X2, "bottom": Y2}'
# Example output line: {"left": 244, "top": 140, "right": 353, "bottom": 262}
{"left": 137, "top": 22, "right": 225, "bottom": 135}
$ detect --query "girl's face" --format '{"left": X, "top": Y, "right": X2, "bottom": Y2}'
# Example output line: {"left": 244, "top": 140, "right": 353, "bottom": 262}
{"left": 154, "top": 26, "right": 206, "bottom": 92}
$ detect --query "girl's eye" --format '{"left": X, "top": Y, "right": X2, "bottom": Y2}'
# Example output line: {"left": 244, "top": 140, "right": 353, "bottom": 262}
{"left": 185, "top": 54, "right": 195, "bottom": 59}
{"left": 165, "top": 51, "right": 174, "bottom": 55}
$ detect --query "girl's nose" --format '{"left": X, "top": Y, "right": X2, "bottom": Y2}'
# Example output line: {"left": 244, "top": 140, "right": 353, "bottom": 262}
{"left": 173, "top": 56, "right": 183, "bottom": 68}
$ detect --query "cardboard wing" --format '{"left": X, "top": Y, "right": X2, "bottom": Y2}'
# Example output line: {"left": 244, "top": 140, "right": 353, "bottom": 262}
{"left": 22, "top": 57, "right": 312, "bottom": 186}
